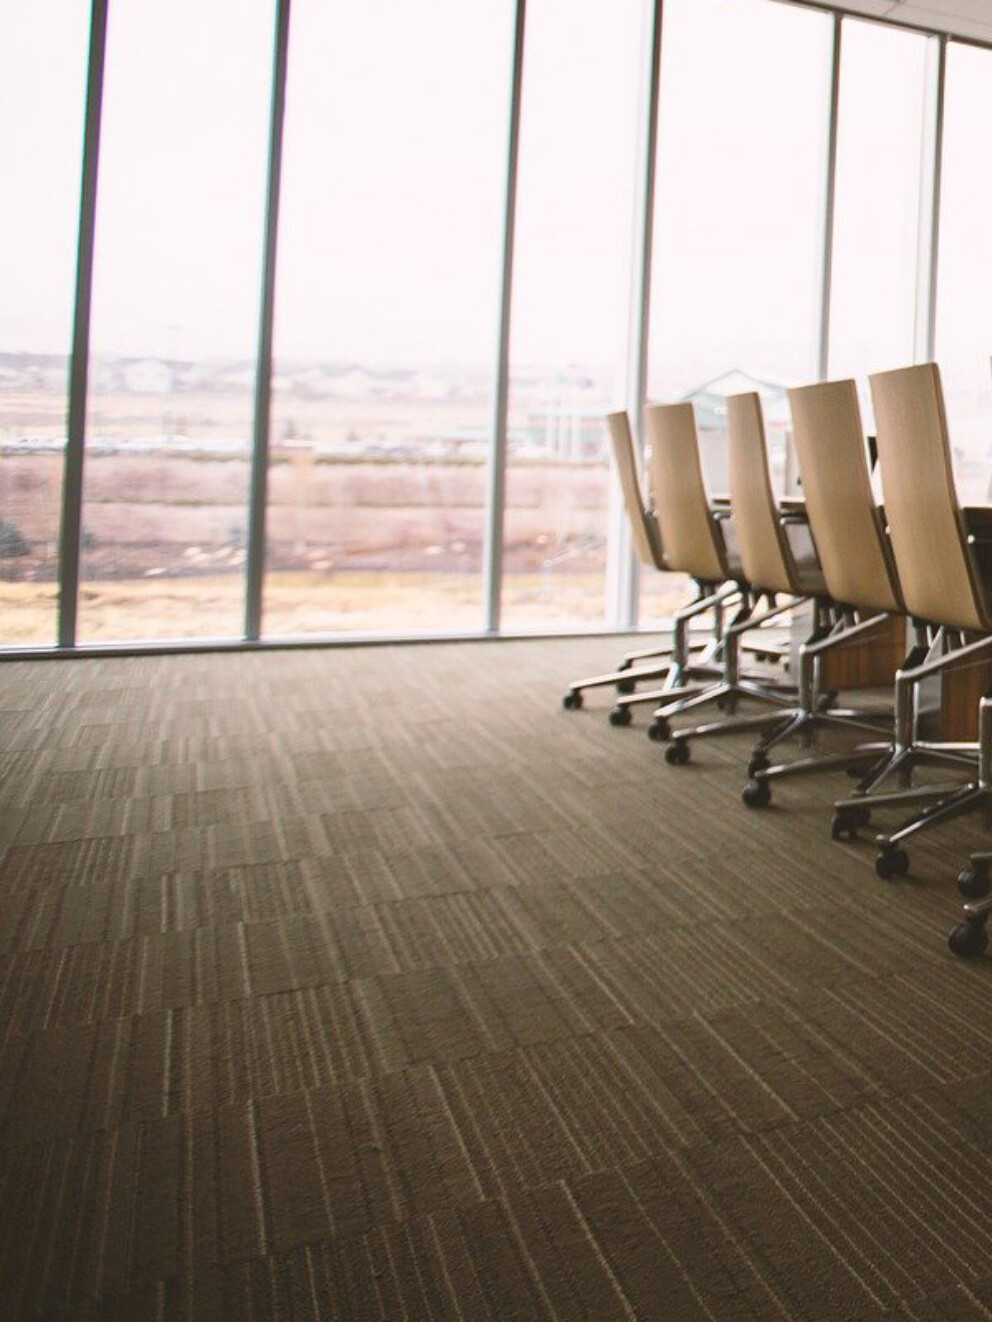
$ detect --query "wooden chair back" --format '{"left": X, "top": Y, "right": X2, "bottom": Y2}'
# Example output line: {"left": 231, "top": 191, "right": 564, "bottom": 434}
{"left": 606, "top": 412, "right": 666, "bottom": 570}
{"left": 727, "top": 392, "right": 799, "bottom": 595}
{"left": 869, "top": 364, "right": 989, "bottom": 632}
{"left": 788, "top": 378, "right": 903, "bottom": 614}
{"left": 645, "top": 402, "right": 728, "bottom": 583}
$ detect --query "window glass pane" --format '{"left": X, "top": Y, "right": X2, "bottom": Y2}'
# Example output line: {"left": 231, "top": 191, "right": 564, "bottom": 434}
{"left": 642, "top": 0, "right": 831, "bottom": 625}
{"left": 0, "top": 2, "right": 89, "bottom": 645}
{"left": 78, "top": 0, "right": 273, "bottom": 642}
{"left": 829, "top": 20, "right": 930, "bottom": 409}
{"left": 265, "top": 0, "right": 511, "bottom": 637}
{"left": 501, "top": 0, "right": 644, "bottom": 631}
{"left": 935, "top": 43, "right": 992, "bottom": 498}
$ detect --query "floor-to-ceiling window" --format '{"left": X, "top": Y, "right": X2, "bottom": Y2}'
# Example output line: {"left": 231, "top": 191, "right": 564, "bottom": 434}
{"left": 0, "top": 2, "right": 90, "bottom": 646}
{"left": 264, "top": 0, "right": 512, "bottom": 637}
{"left": 640, "top": 0, "right": 832, "bottom": 624}
{"left": 77, "top": 0, "right": 273, "bottom": 642}
{"left": 827, "top": 19, "right": 933, "bottom": 407}
{"left": 500, "top": 0, "right": 644, "bottom": 630}
{"left": 934, "top": 41, "right": 992, "bottom": 498}
{"left": 2, "top": 1, "right": 983, "bottom": 654}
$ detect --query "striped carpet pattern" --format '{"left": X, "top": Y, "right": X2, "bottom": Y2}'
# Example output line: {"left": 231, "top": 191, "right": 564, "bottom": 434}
{"left": 3, "top": 637, "right": 992, "bottom": 1320}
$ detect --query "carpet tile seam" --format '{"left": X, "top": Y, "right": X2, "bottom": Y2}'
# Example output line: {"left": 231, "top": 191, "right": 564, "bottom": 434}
{"left": 844, "top": 1104, "right": 992, "bottom": 1252}
{"left": 822, "top": 982, "right": 985, "bottom": 1082}
{"left": 0, "top": 1054, "right": 952, "bottom": 1184}
{"left": 744, "top": 1128, "right": 901, "bottom": 1309}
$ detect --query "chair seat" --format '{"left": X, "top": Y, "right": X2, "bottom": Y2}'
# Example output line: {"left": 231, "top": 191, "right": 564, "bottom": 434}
{"left": 784, "top": 517, "right": 826, "bottom": 596}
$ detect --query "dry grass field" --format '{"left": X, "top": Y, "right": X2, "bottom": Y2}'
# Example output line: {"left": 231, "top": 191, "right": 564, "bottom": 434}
{"left": 0, "top": 382, "right": 693, "bottom": 645}
{"left": 0, "top": 568, "right": 691, "bottom": 646}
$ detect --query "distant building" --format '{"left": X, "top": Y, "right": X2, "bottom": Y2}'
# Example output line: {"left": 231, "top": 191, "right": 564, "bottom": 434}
{"left": 680, "top": 368, "right": 795, "bottom": 492}
{"left": 680, "top": 368, "right": 790, "bottom": 430}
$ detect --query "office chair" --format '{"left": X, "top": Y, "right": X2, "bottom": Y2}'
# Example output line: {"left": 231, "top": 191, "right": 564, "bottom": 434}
{"left": 609, "top": 400, "right": 792, "bottom": 732}
{"left": 827, "top": 363, "right": 992, "bottom": 887}
{"left": 562, "top": 411, "right": 733, "bottom": 712}
{"left": 740, "top": 378, "right": 909, "bottom": 809}
{"left": 605, "top": 402, "right": 760, "bottom": 728}
{"left": 656, "top": 392, "right": 820, "bottom": 764}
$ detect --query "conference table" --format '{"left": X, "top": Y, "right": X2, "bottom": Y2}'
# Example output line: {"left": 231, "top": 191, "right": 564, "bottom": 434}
{"left": 710, "top": 490, "right": 992, "bottom": 739}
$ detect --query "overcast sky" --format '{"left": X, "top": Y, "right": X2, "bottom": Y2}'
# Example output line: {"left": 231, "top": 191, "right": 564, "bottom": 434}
{"left": 2, "top": 0, "right": 992, "bottom": 441}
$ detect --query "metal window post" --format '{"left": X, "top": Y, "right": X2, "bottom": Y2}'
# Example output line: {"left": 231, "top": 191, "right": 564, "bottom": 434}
{"left": 57, "top": 0, "right": 109, "bottom": 649}
{"left": 244, "top": 0, "right": 291, "bottom": 641}
{"left": 609, "top": 0, "right": 664, "bottom": 630}
{"left": 481, "top": 0, "right": 526, "bottom": 636}
{"left": 816, "top": 13, "right": 842, "bottom": 383}
{"left": 916, "top": 34, "right": 947, "bottom": 363}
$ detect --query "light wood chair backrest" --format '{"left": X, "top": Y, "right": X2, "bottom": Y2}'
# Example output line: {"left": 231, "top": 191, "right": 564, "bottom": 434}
{"left": 606, "top": 411, "right": 665, "bottom": 571}
{"left": 869, "top": 363, "right": 989, "bottom": 632}
{"left": 788, "top": 379, "right": 903, "bottom": 615}
{"left": 645, "top": 403, "right": 728, "bottom": 583}
{"left": 727, "top": 392, "right": 798, "bottom": 595}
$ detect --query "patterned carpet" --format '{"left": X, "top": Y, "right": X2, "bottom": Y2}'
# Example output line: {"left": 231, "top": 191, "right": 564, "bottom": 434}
{"left": 3, "top": 636, "right": 992, "bottom": 1320}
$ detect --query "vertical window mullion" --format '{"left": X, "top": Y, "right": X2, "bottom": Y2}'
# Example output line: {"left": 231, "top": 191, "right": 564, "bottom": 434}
{"left": 817, "top": 14, "right": 842, "bottom": 383}
{"left": 918, "top": 34, "right": 947, "bottom": 363}
{"left": 482, "top": 0, "right": 527, "bottom": 636}
{"left": 611, "top": 0, "right": 664, "bottom": 630}
{"left": 244, "top": 0, "right": 291, "bottom": 642}
{"left": 58, "top": 0, "right": 109, "bottom": 649}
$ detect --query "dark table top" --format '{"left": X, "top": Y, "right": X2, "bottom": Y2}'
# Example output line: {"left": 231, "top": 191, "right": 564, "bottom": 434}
{"left": 711, "top": 493, "right": 992, "bottom": 536}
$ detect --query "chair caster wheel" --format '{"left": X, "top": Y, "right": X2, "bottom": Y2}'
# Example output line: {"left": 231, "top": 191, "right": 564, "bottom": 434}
{"left": 875, "top": 845, "right": 909, "bottom": 880}
{"left": 648, "top": 717, "right": 670, "bottom": 742}
{"left": 830, "top": 814, "right": 849, "bottom": 842}
{"left": 563, "top": 691, "right": 583, "bottom": 710}
{"left": 615, "top": 676, "right": 636, "bottom": 696}
{"left": 957, "top": 861, "right": 991, "bottom": 900}
{"left": 742, "top": 779, "right": 771, "bottom": 808}
{"left": 747, "top": 751, "right": 770, "bottom": 778}
{"left": 830, "top": 805, "right": 870, "bottom": 841}
{"left": 609, "top": 705, "right": 632, "bottom": 727}
{"left": 949, "top": 917, "right": 989, "bottom": 958}
{"left": 665, "top": 740, "right": 690, "bottom": 766}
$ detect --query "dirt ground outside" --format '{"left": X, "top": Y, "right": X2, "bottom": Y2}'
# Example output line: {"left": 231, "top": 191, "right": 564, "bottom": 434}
{"left": 0, "top": 568, "right": 692, "bottom": 646}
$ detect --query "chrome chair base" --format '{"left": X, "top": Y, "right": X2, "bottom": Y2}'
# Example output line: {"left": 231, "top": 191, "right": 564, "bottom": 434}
{"left": 561, "top": 580, "right": 734, "bottom": 711}
{"left": 651, "top": 593, "right": 806, "bottom": 757}
{"left": 739, "top": 611, "right": 900, "bottom": 803}
{"left": 828, "top": 640, "right": 992, "bottom": 883}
